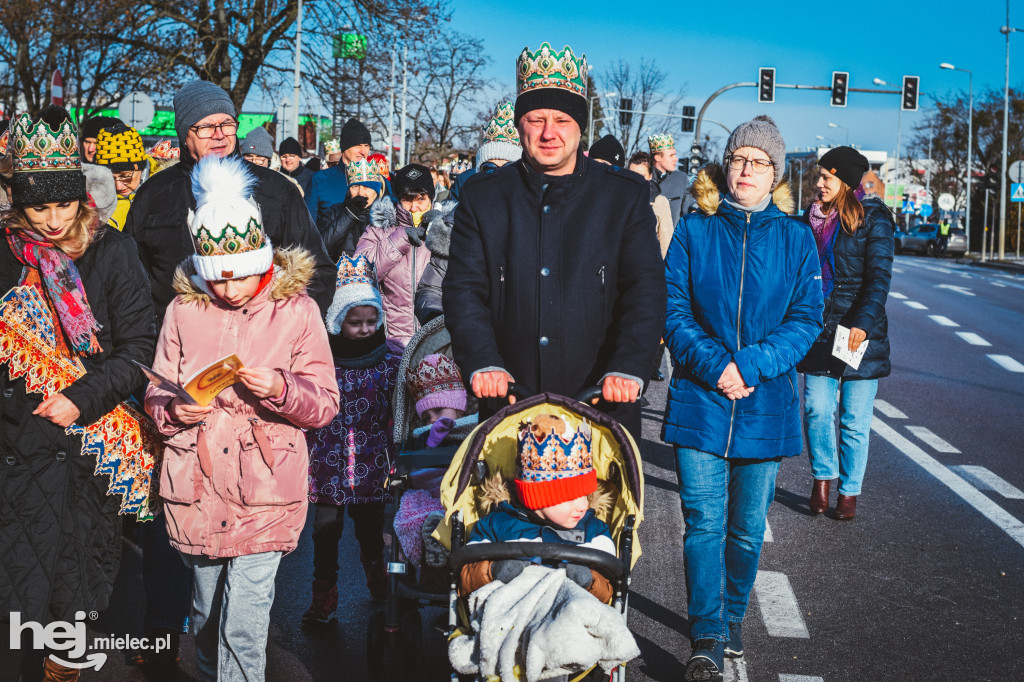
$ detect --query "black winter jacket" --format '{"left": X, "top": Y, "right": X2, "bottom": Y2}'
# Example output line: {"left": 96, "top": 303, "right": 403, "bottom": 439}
{"left": 318, "top": 201, "right": 371, "bottom": 261}
{"left": 798, "top": 196, "right": 894, "bottom": 380}
{"left": 123, "top": 152, "right": 335, "bottom": 319}
{"left": 0, "top": 226, "right": 156, "bottom": 624}
{"left": 283, "top": 163, "right": 315, "bottom": 196}
{"left": 442, "top": 152, "right": 666, "bottom": 432}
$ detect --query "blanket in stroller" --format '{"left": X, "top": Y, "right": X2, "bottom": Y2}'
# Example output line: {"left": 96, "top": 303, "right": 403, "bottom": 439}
{"left": 449, "top": 565, "right": 640, "bottom": 681}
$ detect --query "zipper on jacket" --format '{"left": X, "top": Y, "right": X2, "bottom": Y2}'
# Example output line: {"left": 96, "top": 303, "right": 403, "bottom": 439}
{"left": 724, "top": 212, "right": 750, "bottom": 458}
{"left": 598, "top": 265, "right": 607, "bottom": 327}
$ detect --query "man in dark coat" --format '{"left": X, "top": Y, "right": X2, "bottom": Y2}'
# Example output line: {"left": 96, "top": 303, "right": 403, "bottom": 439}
{"left": 304, "top": 118, "right": 372, "bottom": 226}
{"left": 125, "top": 80, "right": 335, "bottom": 319}
{"left": 442, "top": 42, "right": 666, "bottom": 437}
{"left": 650, "top": 133, "right": 689, "bottom": 226}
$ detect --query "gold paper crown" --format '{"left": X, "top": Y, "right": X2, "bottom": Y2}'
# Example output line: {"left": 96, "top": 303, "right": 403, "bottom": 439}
{"left": 345, "top": 158, "right": 384, "bottom": 186}
{"left": 483, "top": 101, "right": 520, "bottom": 144}
{"left": 324, "top": 138, "right": 341, "bottom": 155}
{"left": 516, "top": 415, "right": 593, "bottom": 483}
{"left": 11, "top": 112, "right": 80, "bottom": 172}
{"left": 194, "top": 217, "right": 266, "bottom": 257}
{"left": 648, "top": 134, "right": 675, "bottom": 153}
{"left": 516, "top": 43, "right": 588, "bottom": 98}
{"left": 335, "top": 253, "right": 377, "bottom": 288}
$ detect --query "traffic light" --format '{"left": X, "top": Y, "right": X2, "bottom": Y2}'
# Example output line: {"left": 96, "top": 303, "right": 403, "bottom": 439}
{"left": 619, "top": 98, "right": 632, "bottom": 127}
{"left": 688, "top": 143, "right": 703, "bottom": 175}
{"left": 758, "top": 67, "right": 775, "bottom": 103}
{"left": 830, "top": 71, "right": 849, "bottom": 108}
{"left": 682, "top": 105, "right": 695, "bottom": 133}
{"left": 901, "top": 76, "right": 919, "bottom": 111}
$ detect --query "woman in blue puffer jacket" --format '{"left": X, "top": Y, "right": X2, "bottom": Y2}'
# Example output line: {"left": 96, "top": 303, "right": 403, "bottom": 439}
{"left": 662, "top": 115, "right": 823, "bottom": 681}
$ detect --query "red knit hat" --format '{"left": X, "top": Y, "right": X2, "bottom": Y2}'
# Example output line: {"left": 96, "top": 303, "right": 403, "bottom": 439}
{"left": 514, "top": 414, "right": 596, "bottom": 510}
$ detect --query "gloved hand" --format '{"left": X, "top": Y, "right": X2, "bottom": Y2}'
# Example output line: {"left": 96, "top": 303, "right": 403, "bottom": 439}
{"left": 426, "top": 416, "right": 455, "bottom": 448}
{"left": 342, "top": 193, "right": 369, "bottom": 215}
{"left": 490, "top": 559, "right": 527, "bottom": 584}
{"left": 564, "top": 563, "right": 594, "bottom": 589}
{"left": 405, "top": 225, "right": 426, "bottom": 245}
{"left": 421, "top": 209, "right": 442, "bottom": 231}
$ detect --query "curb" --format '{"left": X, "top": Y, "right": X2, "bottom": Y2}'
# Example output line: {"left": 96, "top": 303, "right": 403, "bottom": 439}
{"left": 964, "top": 259, "right": 1024, "bottom": 274}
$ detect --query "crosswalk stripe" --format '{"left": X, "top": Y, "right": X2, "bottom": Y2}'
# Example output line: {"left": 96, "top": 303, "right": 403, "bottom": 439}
{"left": 764, "top": 520, "right": 773, "bottom": 543}
{"left": 753, "top": 571, "right": 809, "bottom": 638}
{"left": 950, "top": 465, "right": 1024, "bottom": 500}
{"left": 988, "top": 354, "right": 1024, "bottom": 372}
{"left": 955, "top": 332, "right": 991, "bottom": 346}
{"left": 889, "top": 292, "right": 908, "bottom": 299}
{"left": 906, "top": 426, "right": 961, "bottom": 453}
{"left": 928, "top": 315, "right": 959, "bottom": 327}
{"left": 779, "top": 676, "right": 825, "bottom": 682}
{"left": 904, "top": 301, "right": 928, "bottom": 309}
{"left": 873, "top": 399, "right": 907, "bottom": 419}
{"left": 724, "top": 658, "right": 749, "bottom": 682}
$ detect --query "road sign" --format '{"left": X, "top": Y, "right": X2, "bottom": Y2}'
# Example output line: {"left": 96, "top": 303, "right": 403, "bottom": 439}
{"left": 1009, "top": 160, "right": 1024, "bottom": 183}
{"left": 50, "top": 70, "right": 63, "bottom": 108}
{"left": 118, "top": 92, "right": 154, "bottom": 131}
{"left": 920, "top": 204, "right": 933, "bottom": 217}
{"left": 1012, "top": 183, "right": 1024, "bottom": 202}
{"left": 937, "top": 193, "right": 955, "bottom": 211}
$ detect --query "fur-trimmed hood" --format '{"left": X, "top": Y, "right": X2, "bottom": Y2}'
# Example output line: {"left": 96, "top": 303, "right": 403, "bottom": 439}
{"left": 369, "top": 195, "right": 458, "bottom": 257}
{"left": 171, "top": 246, "right": 316, "bottom": 306}
{"left": 690, "top": 162, "right": 795, "bottom": 217}
{"left": 477, "top": 471, "right": 616, "bottom": 522}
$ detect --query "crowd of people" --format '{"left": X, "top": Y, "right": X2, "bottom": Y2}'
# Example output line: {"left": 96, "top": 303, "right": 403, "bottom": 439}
{"left": 0, "top": 38, "right": 893, "bottom": 682}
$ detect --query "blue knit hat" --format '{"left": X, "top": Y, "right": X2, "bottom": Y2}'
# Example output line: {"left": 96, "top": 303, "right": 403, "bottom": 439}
{"left": 325, "top": 254, "right": 384, "bottom": 335}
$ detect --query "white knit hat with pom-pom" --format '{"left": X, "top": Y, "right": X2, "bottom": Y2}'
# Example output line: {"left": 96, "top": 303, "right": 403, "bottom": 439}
{"left": 187, "top": 155, "right": 273, "bottom": 281}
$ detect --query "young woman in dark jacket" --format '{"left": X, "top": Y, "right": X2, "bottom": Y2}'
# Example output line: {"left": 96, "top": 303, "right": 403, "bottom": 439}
{"left": 798, "top": 146, "right": 894, "bottom": 521}
{"left": 316, "top": 158, "right": 384, "bottom": 261}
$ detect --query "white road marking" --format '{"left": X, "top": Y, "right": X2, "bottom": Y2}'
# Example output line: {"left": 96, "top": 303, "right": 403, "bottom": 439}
{"left": 906, "top": 426, "right": 961, "bottom": 453}
{"left": 988, "top": 355, "right": 1024, "bottom": 373}
{"left": 893, "top": 267, "right": 905, "bottom": 273}
{"left": 955, "top": 332, "right": 992, "bottom": 346}
{"left": 936, "top": 284, "right": 975, "bottom": 296}
{"left": 724, "top": 658, "right": 749, "bottom": 682}
{"left": 928, "top": 315, "right": 959, "bottom": 327}
{"left": 993, "top": 281, "right": 1008, "bottom": 287}
{"left": 764, "top": 520, "right": 773, "bottom": 543}
{"left": 890, "top": 292, "right": 908, "bottom": 299}
{"left": 904, "top": 301, "right": 928, "bottom": 310}
{"left": 752, "top": 571, "right": 809, "bottom": 638}
{"left": 872, "top": 418, "right": 1024, "bottom": 550}
{"left": 873, "top": 399, "right": 907, "bottom": 419}
{"left": 779, "top": 676, "right": 825, "bottom": 682}
{"left": 950, "top": 466, "right": 1024, "bottom": 500}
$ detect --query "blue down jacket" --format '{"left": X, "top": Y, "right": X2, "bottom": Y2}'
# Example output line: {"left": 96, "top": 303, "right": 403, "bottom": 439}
{"left": 662, "top": 165, "right": 824, "bottom": 460}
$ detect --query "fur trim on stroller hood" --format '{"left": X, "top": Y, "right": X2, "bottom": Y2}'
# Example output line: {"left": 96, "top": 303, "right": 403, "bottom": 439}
{"left": 369, "top": 195, "right": 458, "bottom": 257}
{"left": 691, "top": 162, "right": 795, "bottom": 217}
{"left": 477, "top": 471, "right": 616, "bottom": 522}
{"left": 171, "top": 246, "right": 316, "bottom": 306}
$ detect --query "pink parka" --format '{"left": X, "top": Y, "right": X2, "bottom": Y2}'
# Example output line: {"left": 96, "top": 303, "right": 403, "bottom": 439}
{"left": 145, "top": 248, "right": 339, "bottom": 558}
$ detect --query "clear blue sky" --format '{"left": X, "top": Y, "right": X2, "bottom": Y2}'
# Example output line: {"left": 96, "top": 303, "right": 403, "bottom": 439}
{"left": 450, "top": 0, "right": 1015, "bottom": 157}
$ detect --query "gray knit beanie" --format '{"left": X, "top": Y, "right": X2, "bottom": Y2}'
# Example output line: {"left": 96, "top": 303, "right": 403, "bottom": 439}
{"left": 173, "top": 80, "right": 237, "bottom": 143}
{"left": 240, "top": 127, "right": 274, "bottom": 159}
{"left": 723, "top": 115, "right": 786, "bottom": 189}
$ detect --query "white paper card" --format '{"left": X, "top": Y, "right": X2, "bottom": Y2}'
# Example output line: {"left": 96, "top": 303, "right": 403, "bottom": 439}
{"left": 832, "top": 325, "right": 869, "bottom": 370}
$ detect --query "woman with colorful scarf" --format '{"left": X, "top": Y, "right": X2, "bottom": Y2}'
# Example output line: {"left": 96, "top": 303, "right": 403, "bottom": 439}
{"left": 0, "top": 106, "right": 155, "bottom": 682}
{"left": 798, "top": 146, "right": 895, "bottom": 521}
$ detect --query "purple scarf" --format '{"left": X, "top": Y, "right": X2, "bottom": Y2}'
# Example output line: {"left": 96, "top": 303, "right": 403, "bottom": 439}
{"left": 808, "top": 202, "right": 840, "bottom": 297}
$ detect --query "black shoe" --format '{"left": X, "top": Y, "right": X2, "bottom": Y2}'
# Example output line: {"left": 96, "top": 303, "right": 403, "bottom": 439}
{"left": 724, "top": 622, "right": 743, "bottom": 658}
{"left": 684, "top": 639, "right": 723, "bottom": 681}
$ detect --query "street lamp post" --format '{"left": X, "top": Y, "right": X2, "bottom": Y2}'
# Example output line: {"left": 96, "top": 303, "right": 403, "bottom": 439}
{"left": 588, "top": 91, "right": 617, "bottom": 148}
{"left": 828, "top": 122, "right": 849, "bottom": 145}
{"left": 874, "top": 77, "right": 904, "bottom": 211}
{"left": 999, "top": 11, "right": 1023, "bottom": 260}
{"left": 940, "top": 63, "right": 973, "bottom": 254}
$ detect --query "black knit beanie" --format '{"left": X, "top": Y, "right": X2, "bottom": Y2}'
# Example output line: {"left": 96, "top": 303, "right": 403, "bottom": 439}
{"left": 588, "top": 134, "right": 625, "bottom": 166}
{"left": 339, "top": 118, "right": 372, "bottom": 152}
{"left": 305, "top": 157, "right": 322, "bottom": 171}
{"left": 11, "top": 105, "right": 87, "bottom": 207}
{"left": 392, "top": 164, "right": 435, "bottom": 201}
{"left": 514, "top": 89, "right": 588, "bottom": 134}
{"left": 79, "top": 115, "right": 122, "bottom": 140}
{"left": 279, "top": 137, "right": 302, "bottom": 157}
{"left": 818, "top": 146, "right": 870, "bottom": 190}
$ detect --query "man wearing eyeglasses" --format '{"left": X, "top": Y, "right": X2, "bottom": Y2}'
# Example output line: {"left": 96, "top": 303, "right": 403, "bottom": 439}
{"left": 92, "top": 120, "right": 149, "bottom": 230}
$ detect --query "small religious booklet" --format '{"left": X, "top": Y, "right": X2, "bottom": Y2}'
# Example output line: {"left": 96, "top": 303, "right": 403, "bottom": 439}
{"left": 831, "top": 325, "right": 869, "bottom": 370}
{"left": 133, "top": 355, "right": 244, "bottom": 407}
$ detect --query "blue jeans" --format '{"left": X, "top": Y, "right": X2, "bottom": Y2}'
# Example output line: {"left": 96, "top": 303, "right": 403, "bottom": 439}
{"left": 803, "top": 375, "right": 878, "bottom": 496}
{"left": 676, "top": 448, "right": 780, "bottom": 642}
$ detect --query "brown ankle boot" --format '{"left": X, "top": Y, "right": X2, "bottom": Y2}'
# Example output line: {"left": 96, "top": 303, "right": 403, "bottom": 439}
{"left": 42, "top": 657, "right": 81, "bottom": 682}
{"left": 834, "top": 494, "right": 857, "bottom": 520}
{"left": 809, "top": 480, "right": 831, "bottom": 514}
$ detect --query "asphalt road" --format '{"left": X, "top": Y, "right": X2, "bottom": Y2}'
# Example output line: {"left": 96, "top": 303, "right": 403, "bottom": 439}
{"left": 76, "top": 254, "right": 1024, "bottom": 682}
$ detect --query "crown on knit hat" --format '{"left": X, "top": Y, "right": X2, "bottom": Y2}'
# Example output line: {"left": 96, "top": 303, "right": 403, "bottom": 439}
{"left": 648, "top": 134, "right": 675, "bottom": 154}
{"left": 515, "top": 414, "right": 596, "bottom": 510}
{"left": 407, "top": 354, "right": 466, "bottom": 419}
{"left": 483, "top": 101, "right": 520, "bottom": 145}
{"left": 94, "top": 122, "right": 148, "bottom": 172}
{"left": 11, "top": 110, "right": 80, "bottom": 172}
{"left": 516, "top": 43, "right": 588, "bottom": 98}
{"left": 345, "top": 158, "right": 384, "bottom": 186}
{"left": 187, "top": 155, "right": 272, "bottom": 281}
{"left": 324, "top": 138, "right": 341, "bottom": 155}
{"left": 325, "top": 253, "right": 384, "bottom": 334}
{"left": 148, "top": 139, "right": 179, "bottom": 160}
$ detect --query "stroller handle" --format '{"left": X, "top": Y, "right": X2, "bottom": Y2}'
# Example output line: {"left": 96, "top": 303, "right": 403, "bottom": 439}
{"left": 449, "top": 541, "right": 625, "bottom": 581}
{"left": 505, "top": 383, "right": 605, "bottom": 405}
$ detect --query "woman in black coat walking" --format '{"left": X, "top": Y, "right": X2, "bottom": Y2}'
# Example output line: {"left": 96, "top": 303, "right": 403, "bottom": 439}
{"left": 798, "top": 146, "right": 894, "bottom": 520}
{"left": 0, "top": 106, "right": 155, "bottom": 681}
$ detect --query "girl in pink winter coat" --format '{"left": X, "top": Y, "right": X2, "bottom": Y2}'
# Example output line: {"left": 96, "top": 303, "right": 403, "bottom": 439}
{"left": 144, "top": 156, "right": 339, "bottom": 682}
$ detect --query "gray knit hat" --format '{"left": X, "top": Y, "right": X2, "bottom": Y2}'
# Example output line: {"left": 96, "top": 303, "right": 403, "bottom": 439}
{"left": 723, "top": 115, "right": 786, "bottom": 189}
{"left": 240, "top": 127, "right": 274, "bottom": 160}
{"left": 173, "top": 80, "right": 237, "bottom": 144}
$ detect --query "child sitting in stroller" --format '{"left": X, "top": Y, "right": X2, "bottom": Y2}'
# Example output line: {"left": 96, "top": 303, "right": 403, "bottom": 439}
{"left": 459, "top": 413, "right": 615, "bottom": 603}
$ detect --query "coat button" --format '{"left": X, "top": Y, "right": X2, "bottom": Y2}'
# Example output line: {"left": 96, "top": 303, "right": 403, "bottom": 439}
{"left": 221, "top": 521, "right": 227, "bottom": 527}
{"left": 542, "top": 183, "right": 549, "bottom": 192}
{"left": 223, "top": 447, "right": 229, "bottom": 454}
{"left": 4, "top": 455, "right": 15, "bottom": 465}
{"left": 542, "top": 205, "right": 551, "bottom": 214}
{"left": 539, "top": 336, "right": 549, "bottom": 346}
{"left": 2, "top": 388, "right": 12, "bottom": 398}
{"left": 540, "top": 267, "right": 550, "bottom": 277}
{"left": 242, "top": 309, "right": 248, "bottom": 315}
{"left": 55, "top": 450, "right": 67, "bottom": 462}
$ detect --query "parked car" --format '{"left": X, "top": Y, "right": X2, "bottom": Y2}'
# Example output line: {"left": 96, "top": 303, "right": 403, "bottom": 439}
{"left": 894, "top": 223, "right": 967, "bottom": 257}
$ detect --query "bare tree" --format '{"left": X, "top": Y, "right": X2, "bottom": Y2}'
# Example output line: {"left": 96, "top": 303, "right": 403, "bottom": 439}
{"left": 600, "top": 58, "right": 684, "bottom": 155}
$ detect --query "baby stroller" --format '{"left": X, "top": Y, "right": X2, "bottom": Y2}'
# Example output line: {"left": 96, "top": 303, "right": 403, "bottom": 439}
{"left": 439, "top": 387, "right": 645, "bottom": 682}
{"left": 366, "top": 315, "right": 479, "bottom": 671}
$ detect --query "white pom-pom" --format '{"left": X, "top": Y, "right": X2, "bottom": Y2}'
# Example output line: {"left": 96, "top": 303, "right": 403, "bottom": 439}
{"left": 191, "top": 154, "right": 257, "bottom": 208}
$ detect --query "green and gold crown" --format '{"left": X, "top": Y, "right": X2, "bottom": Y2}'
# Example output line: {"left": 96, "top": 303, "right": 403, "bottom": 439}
{"left": 324, "top": 138, "right": 341, "bottom": 155}
{"left": 648, "top": 134, "right": 675, "bottom": 153}
{"left": 194, "top": 217, "right": 266, "bottom": 257}
{"left": 483, "top": 101, "right": 520, "bottom": 144}
{"left": 516, "top": 43, "right": 588, "bottom": 98}
{"left": 345, "top": 158, "right": 384, "bottom": 186}
{"left": 11, "top": 112, "right": 81, "bottom": 172}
